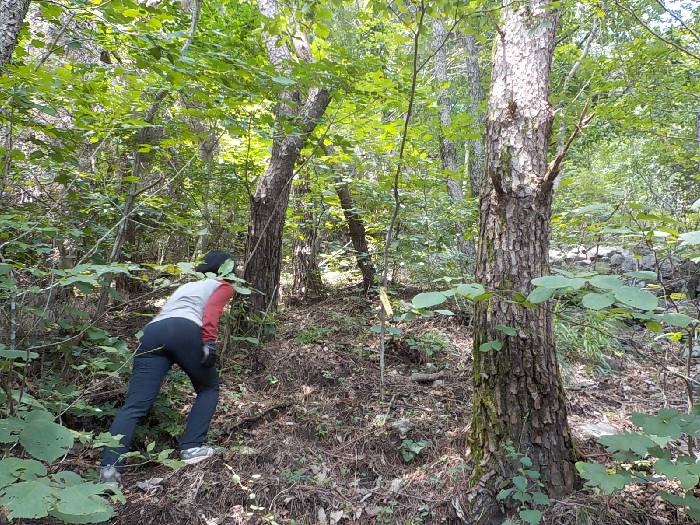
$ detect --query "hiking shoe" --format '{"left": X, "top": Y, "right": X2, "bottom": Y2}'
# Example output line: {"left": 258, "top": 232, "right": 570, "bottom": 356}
{"left": 99, "top": 466, "right": 122, "bottom": 486}
{"left": 180, "top": 446, "right": 225, "bottom": 465}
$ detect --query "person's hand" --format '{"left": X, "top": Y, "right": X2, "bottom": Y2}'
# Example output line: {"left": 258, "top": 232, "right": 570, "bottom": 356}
{"left": 201, "top": 342, "right": 218, "bottom": 368}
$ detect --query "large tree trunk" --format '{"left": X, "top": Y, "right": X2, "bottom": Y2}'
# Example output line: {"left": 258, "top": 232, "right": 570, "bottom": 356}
{"left": 468, "top": 1, "right": 575, "bottom": 522}
{"left": 291, "top": 174, "right": 324, "bottom": 301}
{"left": 243, "top": 88, "right": 329, "bottom": 315}
{"left": 243, "top": 0, "right": 329, "bottom": 316}
{"left": 0, "top": 0, "right": 30, "bottom": 70}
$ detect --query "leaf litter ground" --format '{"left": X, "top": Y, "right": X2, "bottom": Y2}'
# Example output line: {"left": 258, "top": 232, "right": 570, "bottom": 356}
{"left": 27, "top": 286, "right": 700, "bottom": 524}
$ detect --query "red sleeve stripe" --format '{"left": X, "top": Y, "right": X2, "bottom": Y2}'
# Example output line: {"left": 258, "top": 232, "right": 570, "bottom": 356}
{"left": 201, "top": 282, "right": 235, "bottom": 342}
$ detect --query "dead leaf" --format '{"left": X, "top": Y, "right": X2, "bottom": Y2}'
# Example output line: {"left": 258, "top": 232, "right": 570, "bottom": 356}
{"left": 329, "top": 509, "right": 344, "bottom": 525}
{"left": 365, "top": 505, "right": 381, "bottom": 517}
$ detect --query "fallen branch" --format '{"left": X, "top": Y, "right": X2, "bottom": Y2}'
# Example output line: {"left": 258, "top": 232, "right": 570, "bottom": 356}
{"left": 226, "top": 399, "right": 295, "bottom": 433}
{"left": 410, "top": 370, "right": 446, "bottom": 383}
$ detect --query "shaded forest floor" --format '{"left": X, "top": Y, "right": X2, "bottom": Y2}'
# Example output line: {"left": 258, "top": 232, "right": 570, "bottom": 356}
{"left": 62, "top": 286, "right": 699, "bottom": 524}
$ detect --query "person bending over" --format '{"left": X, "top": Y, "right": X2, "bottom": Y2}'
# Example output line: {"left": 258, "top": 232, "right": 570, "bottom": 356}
{"left": 100, "top": 250, "right": 235, "bottom": 484}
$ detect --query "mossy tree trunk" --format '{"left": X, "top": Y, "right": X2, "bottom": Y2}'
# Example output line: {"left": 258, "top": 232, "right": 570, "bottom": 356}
{"left": 468, "top": 1, "right": 576, "bottom": 522}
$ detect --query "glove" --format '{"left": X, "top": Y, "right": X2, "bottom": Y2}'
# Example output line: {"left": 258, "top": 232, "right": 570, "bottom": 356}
{"left": 201, "top": 342, "right": 218, "bottom": 368}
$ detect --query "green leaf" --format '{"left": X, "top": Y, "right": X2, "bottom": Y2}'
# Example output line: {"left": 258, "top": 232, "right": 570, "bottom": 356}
{"left": 0, "top": 458, "right": 47, "bottom": 489}
{"left": 631, "top": 409, "right": 684, "bottom": 439}
{"left": 512, "top": 475, "right": 527, "bottom": 491}
{"left": 624, "top": 271, "right": 657, "bottom": 282}
{"left": 234, "top": 286, "right": 252, "bottom": 295}
{"left": 679, "top": 231, "right": 700, "bottom": 246}
{"left": 599, "top": 432, "right": 657, "bottom": 457}
{"left": 271, "top": 76, "right": 295, "bottom": 86}
{"left": 531, "top": 491, "right": 550, "bottom": 505}
{"left": 0, "top": 480, "right": 53, "bottom": 519}
{"left": 0, "top": 417, "right": 23, "bottom": 443}
{"left": 576, "top": 461, "right": 633, "bottom": 494}
{"left": 0, "top": 346, "right": 39, "bottom": 360}
{"left": 495, "top": 325, "right": 517, "bottom": 336}
{"left": 412, "top": 291, "right": 447, "bottom": 309}
{"left": 19, "top": 413, "right": 75, "bottom": 463}
{"left": 581, "top": 292, "right": 615, "bottom": 310}
{"left": 523, "top": 469, "right": 540, "bottom": 480}
{"left": 454, "top": 283, "right": 486, "bottom": 299}
{"left": 531, "top": 276, "right": 586, "bottom": 289}
{"left": 645, "top": 320, "right": 663, "bottom": 332}
{"left": 479, "top": 340, "right": 503, "bottom": 352}
{"left": 654, "top": 458, "right": 700, "bottom": 489}
{"left": 59, "top": 274, "right": 98, "bottom": 287}
{"left": 589, "top": 275, "right": 624, "bottom": 290}
{"left": 519, "top": 509, "right": 542, "bottom": 525}
{"left": 496, "top": 488, "right": 513, "bottom": 501}
{"left": 658, "top": 313, "right": 694, "bottom": 328}
{"left": 51, "top": 483, "right": 115, "bottom": 523}
{"left": 527, "top": 286, "right": 555, "bottom": 304}
{"left": 614, "top": 286, "right": 658, "bottom": 311}
{"left": 661, "top": 491, "right": 700, "bottom": 520}
{"left": 53, "top": 471, "right": 84, "bottom": 487}
{"left": 218, "top": 259, "right": 234, "bottom": 276}
{"left": 177, "top": 262, "right": 195, "bottom": 274}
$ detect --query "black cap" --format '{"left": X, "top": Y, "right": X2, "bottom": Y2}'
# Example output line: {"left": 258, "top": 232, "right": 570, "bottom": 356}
{"left": 195, "top": 250, "right": 232, "bottom": 274}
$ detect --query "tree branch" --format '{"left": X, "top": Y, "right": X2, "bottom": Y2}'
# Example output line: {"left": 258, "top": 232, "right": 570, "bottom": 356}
{"left": 614, "top": 0, "right": 700, "bottom": 62}
{"left": 541, "top": 102, "right": 593, "bottom": 195}
{"left": 652, "top": 0, "right": 700, "bottom": 45}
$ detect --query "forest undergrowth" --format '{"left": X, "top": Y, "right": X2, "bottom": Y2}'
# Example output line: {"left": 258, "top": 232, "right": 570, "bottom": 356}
{"left": 25, "top": 285, "right": 693, "bottom": 525}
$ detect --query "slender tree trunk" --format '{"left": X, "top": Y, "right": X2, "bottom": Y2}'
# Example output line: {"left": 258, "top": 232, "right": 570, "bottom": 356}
{"left": 462, "top": 33, "right": 485, "bottom": 197}
{"left": 93, "top": 93, "right": 166, "bottom": 319}
{"left": 696, "top": 109, "right": 699, "bottom": 173}
{"left": 468, "top": 2, "right": 575, "bottom": 522}
{"left": 321, "top": 143, "right": 376, "bottom": 291}
{"left": 0, "top": 0, "right": 30, "bottom": 71}
{"left": 291, "top": 174, "right": 324, "bottom": 301}
{"left": 432, "top": 19, "right": 470, "bottom": 266}
{"left": 244, "top": 0, "right": 329, "bottom": 316}
{"left": 335, "top": 179, "right": 376, "bottom": 291}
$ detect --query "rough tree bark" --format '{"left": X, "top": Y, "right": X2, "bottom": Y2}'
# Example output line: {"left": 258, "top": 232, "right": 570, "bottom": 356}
{"left": 290, "top": 173, "right": 324, "bottom": 301}
{"left": 0, "top": 0, "right": 31, "bottom": 71}
{"left": 461, "top": 32, "right": 485, "bottom": 197}
{"left": 467, "top": 1, "right": 576, "bottom": 522}
{"left": 322, "top": 143, "right": 376, "bottom": 291}
{"left": 243, "top": 0, "right": 330, "bottom": 316}
{"left": 335, "top": 180, "right": 376, "bottom": 291}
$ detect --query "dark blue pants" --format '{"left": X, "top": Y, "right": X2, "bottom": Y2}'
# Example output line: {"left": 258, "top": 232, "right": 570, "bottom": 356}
{"left": 101, "top": 317, "right": 220, "bottom": 468}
